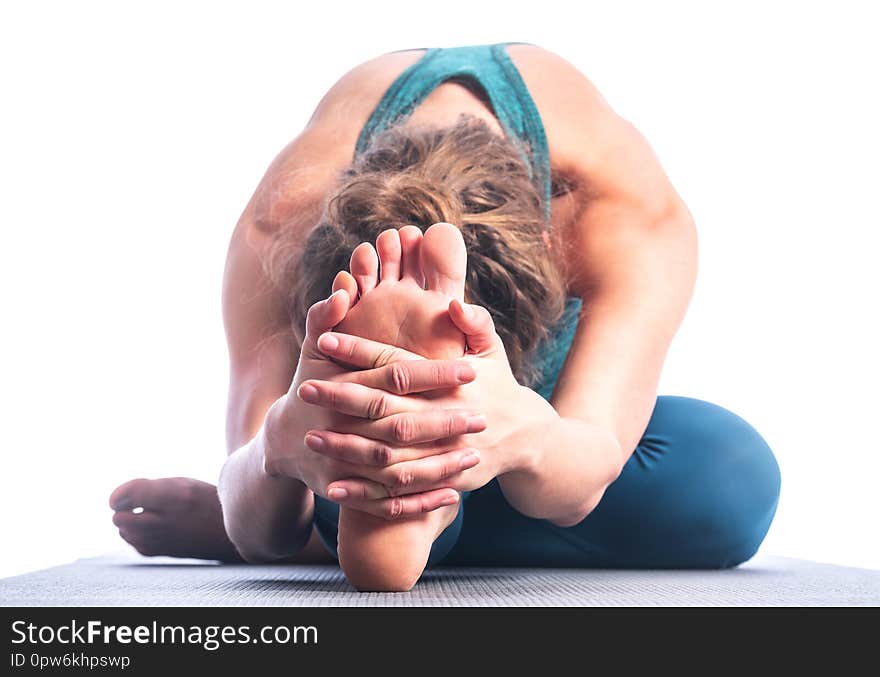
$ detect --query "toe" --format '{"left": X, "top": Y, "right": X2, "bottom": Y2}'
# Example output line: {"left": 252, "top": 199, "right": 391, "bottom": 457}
{"left": 420, "top": 222, "right": 467, "bottom": 299}
{"left": 305, "top": 289, "right": 350, "bottom": 341}
{"left": 350, "top": 242, "right": 379, "bottom": 296}
{"left": 376, "top": 229, "right": 402, "bottom": 283}
{"left": 109, "top": 478, "right": 166, "bottom": 512}
{"left": 332, "top": 271, "right": 358, "bottom": 308}
{"left": 113, "top": 510, "right": 163, "bottom": 530}
{"left": 399, "top": 225, "right": 425, "bottom": 286}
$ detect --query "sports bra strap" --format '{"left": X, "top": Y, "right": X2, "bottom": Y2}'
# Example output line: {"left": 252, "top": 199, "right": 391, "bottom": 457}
{"left": 355, "top": 43, "right": 551, "bottom": 219}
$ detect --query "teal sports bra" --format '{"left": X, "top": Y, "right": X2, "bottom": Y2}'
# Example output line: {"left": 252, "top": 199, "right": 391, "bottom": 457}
{"left": 355, "top": 43, "right": 582, "bottom": 400}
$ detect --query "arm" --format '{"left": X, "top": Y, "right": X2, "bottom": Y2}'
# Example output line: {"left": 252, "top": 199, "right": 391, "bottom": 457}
{"left": 223, "top": 49, "right": 695, "bottom": 534}
{"left": 310, "top": 52, "right": 698, "bottom": 524}
{"left": 496, "top": 192, "right": 696, "bottom": 526}
{"left": 219, "top": 136, "right": 485, "bottom": 559}
{"left": 221, "top": 48, "right": 430, "bottom": 451}
{"left": 301, "top": 164, "right": 695, "bottom": 527}
{"left": 218, "top": 51, "right": 508, "bottom": 558}
{"left": 217, "top": 136, "right": 325, "bottom": 561}
{"left": 496, "top": 50, "right": 698, "bottom": 524}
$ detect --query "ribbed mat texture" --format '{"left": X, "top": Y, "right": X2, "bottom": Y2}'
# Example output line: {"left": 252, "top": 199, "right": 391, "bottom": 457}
{"left": 1, "top": 555, "right": 877, "bottom": 606}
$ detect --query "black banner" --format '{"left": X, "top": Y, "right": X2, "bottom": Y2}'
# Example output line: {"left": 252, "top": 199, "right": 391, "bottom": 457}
{"left": 1, "top": 607, "right": 874, "bottom": 672}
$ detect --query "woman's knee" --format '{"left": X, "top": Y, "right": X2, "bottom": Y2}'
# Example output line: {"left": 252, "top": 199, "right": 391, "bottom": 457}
{"left": 647, "top": 397, "right": 782, "bottom": 567}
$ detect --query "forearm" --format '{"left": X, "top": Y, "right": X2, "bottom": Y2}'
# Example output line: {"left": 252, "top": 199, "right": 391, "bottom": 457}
{"left": 556, "top": 206, "right": 697, "bottom": 455}
{"left": 496, "top": 414, "right": 624, "bottom": 526}
{"left": 218, "top": 398, "right": 313, "bottom": 562}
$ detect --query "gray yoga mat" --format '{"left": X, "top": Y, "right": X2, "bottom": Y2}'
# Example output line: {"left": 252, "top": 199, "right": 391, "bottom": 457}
{"left": 1, "top": 554, "right": 877, "bottom": 606}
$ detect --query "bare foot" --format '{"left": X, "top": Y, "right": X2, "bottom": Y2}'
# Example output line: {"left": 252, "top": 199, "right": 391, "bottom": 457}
{"left": 332, "top": 223, "right": 467, "bottom": 361}
{"left": 109, "top": 477, "right": 334, "bottom": 564}
{"left": 329, "top": 223, "right": 469, "bottom": 591}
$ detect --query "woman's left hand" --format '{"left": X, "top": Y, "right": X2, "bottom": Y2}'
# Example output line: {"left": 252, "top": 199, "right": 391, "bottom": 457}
{"left": 298, "top": 299, "right": 559, "bottom": 506}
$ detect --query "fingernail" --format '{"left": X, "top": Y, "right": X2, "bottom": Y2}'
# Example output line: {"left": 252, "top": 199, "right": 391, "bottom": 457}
{"left": 114, "top": 498, "right": 133, "bottom": 511}
{"left": 328, "top": 487, "right": 348, "bottom": 500}
{"left": 466, "top": 414, "right": 486, "bottom": 433}
{"left": 318, "top": 333, "right": 339, "bottom": 352}
{"left": 304, "top": 433, "right": 324, "bottom": 451}
{"left": 455, "top": 364, "right": 475, "bottom": 382}
{"left": 460, "top": 451, "right": 480, "bottom": 469}
{"left": 464, "top": 303, "right": 475, "bottom": 318}
{"left": 297, "top": 383, "right": 318, "bottom": 402}
{"left": 439, "top": 493, "right": 459, "bottom": 507}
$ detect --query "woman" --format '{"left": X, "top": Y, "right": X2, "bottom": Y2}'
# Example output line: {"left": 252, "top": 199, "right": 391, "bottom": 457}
{"left": 109, "top": 43, "right": 781, "bottom": 591}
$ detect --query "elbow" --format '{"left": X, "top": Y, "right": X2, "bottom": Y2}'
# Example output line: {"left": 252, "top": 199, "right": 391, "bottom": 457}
{"left": 641, "top": 207, "right": 698, "bottom": 306}
{"left": 218, "top": 476, "right": 313, "bottom": 564}
{"left": 548, "top": 510, "right": 592, "bottom": 529}
{"left": 224, "top": 513, "right": 311, "bottom": 564}
{"left": 547, "top": 446, "right": 624, "bottom": 528}
{"left": 232, "top": 543, "right": 273, "bottom": 565}
{"left": 650, "top": 198, "right": 696, "bottom": 238}
{"left": 217, "top": 454, "right": 302, "bottom": 564}
{"left": 547, "top": 482, "right": 609, "bottom": 528}
{"left": 234, "top": 541, "right": 300, "bottom": 565}
{"left": 547, "top": 493, "right": 602, "bottom": 528}
{"left": 658, "top": 205, "right": 698, "bottom": 278}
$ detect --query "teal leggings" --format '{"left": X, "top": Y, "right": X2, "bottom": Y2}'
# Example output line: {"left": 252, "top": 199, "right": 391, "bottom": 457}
{"left": 314, "top": 396, "right": 781, "bottom": 569}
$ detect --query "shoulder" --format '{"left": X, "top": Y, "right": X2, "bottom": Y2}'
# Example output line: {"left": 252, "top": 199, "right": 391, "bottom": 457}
{"left": 505, "top": 44, "right": 602, "bottom": 98}
{"left": 505, "top": 45, "right": 627, "bottom": 176}
{"left": 509, "top": 45, "right": 688, "bottom": 215}
{"left": 508, "top": 46, "right": 694, "bottom": 285}
{"left": 245, "top": 50, "right": 427, "bottom": 239}
{"left": 503, "top": 46, "right": 611, "bottom": 126}
{"left": 307, "top": 50, "right": 425, "bottom": 130}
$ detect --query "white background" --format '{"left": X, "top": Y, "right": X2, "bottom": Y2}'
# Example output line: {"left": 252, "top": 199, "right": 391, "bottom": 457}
{"left": 1, "top": 1, "right": 877, "bottom": 579}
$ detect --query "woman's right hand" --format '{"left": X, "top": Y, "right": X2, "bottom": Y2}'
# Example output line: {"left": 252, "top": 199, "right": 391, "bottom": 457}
{"left": 261, "top": 287, "right": 486, "bottom": 517}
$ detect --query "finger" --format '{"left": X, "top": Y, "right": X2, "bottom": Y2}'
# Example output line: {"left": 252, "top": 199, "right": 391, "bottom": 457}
{"left": 376, "top": 228, "right": 402, "bottom": 282}
{"left": 335, "top": 409, "right": 486, "bottom": 445}
{"left": 316, "top": 331, "right": 424, "bottom": 368}
{"left": 304, "top": 430, "right": 460, "bottom": 466}
{"left": 109, "top": 479, "right": 171, "bottom": 512}
{"left": 371, "top": 448, "right": 480, "bottom": 497}
{"left": 297, "top": 379, "right": 419, "bottom": 418}
{"left": 327, "top": 487, "right": 460, "bottom": 520}
{"left": 350, "top": 242, "right": 379, "bottom": 296}
{"left": 112, "top": 510, "right": 164, "bottom": 530}
{"left": 448, "top": 299, "right": 502, "bottom": 354}
{"left": 344, "top": 358, "right": 476, "bottom": 394}
{"left": 304, "top": 290, "right": 350, "bottom": 342}
{"left": 331, "top": 271, "right": 358, "bottom": 309}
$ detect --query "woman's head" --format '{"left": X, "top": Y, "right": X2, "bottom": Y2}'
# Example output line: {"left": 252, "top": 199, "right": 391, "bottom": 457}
{"left": 277, "top": 115, "right": 567, "bottom": 385}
